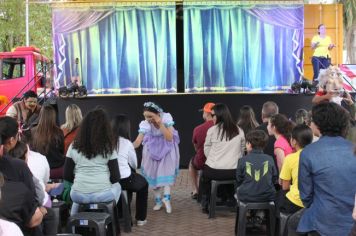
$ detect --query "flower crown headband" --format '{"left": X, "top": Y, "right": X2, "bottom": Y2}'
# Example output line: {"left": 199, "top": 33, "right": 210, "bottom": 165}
{"left": 144, "top": 102, "right": 163, "bottom": 113}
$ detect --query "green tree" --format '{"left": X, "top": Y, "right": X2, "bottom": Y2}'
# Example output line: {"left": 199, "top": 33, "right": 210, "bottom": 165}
{"left": 339, "top": 0, "right": 356, "bottom": 63}
{"left": 0, "top": 0, "right": 52, "bottom": 58}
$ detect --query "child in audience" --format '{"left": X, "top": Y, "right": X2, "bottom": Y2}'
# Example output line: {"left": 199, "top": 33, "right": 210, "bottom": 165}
{"left": 278, "top": 124, "right": 313, "bottom": 215}
{"left": 267, "top": 114, "right": 295, "bottom": 171}
{"left": 236, "top": 130, "right": 278, "bottom": 203}
{"left": 133, "top": 102, "right": 180, "bottom": 214}
{"left": 112, "top": 115, "right": 148, "bottom": 226}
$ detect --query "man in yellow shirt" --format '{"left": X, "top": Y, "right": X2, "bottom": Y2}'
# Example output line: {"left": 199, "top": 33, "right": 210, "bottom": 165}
{"left": 311, "top": 24, "right": 335, "bottom": 81}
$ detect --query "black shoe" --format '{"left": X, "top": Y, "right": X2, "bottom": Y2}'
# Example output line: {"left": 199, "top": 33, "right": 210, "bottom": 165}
{"left": 191, "top": 192, "right": 198, "bottom": 200}
{"left": 202, "top": 207, "right": 209, "bottom": 214}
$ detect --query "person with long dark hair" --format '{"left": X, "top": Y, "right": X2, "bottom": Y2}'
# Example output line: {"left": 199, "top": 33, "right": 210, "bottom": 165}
{"left": 63, "top": 108, "right": 121, "bottom": 215}
{"left": 237, "top": 105, "right": 259, "bottom": 136}
{"left": 201, "top": 103, "right": 245, "bottom": 213}
{"left": 267, "top": 114, "right": 294, "bottom": 172}
{"left": 112, "top": 115, "right": 148, "bottom": 226}
{"left": 133, "top": 102, "right": 180, "bottom": 214}
{"left": 30, "top": 105, "right": 64, "bottom": 179}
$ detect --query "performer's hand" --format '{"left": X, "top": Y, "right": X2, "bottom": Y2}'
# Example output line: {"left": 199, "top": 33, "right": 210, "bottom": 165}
{"left": 152, "top": 113, "right": 162, "bottom": 126}
{"left": 329, "top": 44, "right": 335, "bottom": 49}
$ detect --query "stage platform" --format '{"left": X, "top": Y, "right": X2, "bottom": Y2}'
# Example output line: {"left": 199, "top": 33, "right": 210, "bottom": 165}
{"left": 57, "top": 93, "right": 314, "bottom": 167}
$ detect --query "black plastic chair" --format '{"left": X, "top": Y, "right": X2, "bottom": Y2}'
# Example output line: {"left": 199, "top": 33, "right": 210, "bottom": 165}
{"left": 279, "top": 211, "right": 292, "bottom": 236}
{"left": 120, "top": 190, "right": 132, "bottom": 232}
{"left": 235, "top": 201, "right": 276, "bottom": 236}
{"left": 78, "top": 200, "right": 119, "bottom": 235}
{"left": 66, "top": 212, "right": 112, "bottom": 236}
{"left": 52, "top": 200, "right": 69, "bottom": 233}
{"left": 209, "top": 179, "right": 236, "bottom": 218}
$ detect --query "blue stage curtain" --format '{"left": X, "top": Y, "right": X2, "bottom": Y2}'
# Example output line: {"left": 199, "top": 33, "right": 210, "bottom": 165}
{"left": 184, "top": 4, "right": 304, "bottom": 92}
{"left": 53, "top": 6, "right": 177, "bottom": 94}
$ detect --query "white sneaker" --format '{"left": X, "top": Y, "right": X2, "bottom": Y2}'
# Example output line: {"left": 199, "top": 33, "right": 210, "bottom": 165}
{"left": 153, "top": 197, "right": 163, "bottom": 211}
{"left": 153, "top": 202, "right": 162, "bottom": 211}
{"left": 137, "top": 220, "right": 147, "bottom": 226}
{"left": 162, "top": 198, "right": 172, "bottom": 214}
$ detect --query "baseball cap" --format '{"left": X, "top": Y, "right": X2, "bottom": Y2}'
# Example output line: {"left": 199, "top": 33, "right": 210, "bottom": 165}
{"left": 199, "top": 102, "right": 215, "bottom": 113}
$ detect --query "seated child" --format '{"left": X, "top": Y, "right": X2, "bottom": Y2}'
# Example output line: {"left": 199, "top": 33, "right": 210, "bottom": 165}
{"left": 236, "top": 130, "right": 278, "bottom": 202}
{"left": 278, "top": 124, "right": 313, "bottom": 214}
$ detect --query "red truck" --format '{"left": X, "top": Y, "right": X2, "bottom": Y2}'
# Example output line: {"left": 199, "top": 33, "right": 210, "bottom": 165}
{"left": 0, "top": 46, "right": 53, "bottom": 115}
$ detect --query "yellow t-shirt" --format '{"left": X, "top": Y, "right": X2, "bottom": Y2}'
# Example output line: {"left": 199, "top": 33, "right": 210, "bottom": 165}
{"left": 279, "top": 149, "right": 304, "bottom": 208}
{"left": 311, "top": 35, "right": 332, "bottom": 57}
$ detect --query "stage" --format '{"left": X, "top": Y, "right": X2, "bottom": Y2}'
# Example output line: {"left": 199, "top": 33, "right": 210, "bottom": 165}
{"left": 57, "top": 93, "right": 314, "bottom": 167}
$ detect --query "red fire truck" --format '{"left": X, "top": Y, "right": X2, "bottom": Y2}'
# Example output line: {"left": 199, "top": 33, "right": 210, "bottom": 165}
{"left": 0, "top": 46, "right": 53, "bottom": 115}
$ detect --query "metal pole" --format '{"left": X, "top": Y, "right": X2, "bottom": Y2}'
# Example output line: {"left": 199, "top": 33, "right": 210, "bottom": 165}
{"left": 26, "top": 0, "right": 29, "bottom": 46}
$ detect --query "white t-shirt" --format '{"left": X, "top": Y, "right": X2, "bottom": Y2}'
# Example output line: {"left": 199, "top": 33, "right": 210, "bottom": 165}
{"left": 28, "top": 150, "right": 50, "bottom": 206}
{"left": 117, "top": 137, "right": 137, "bottom": 179}
{"left": 0, "top": 219, "right": 23, "bottom": 236}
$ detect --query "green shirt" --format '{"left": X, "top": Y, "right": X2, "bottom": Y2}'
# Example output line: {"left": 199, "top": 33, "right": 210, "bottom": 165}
{"left": 67, "top": 145, "right": 118, "bottom": 194}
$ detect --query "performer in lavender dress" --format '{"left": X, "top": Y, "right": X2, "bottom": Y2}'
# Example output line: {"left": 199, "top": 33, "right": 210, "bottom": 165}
{"left": 134, "top": 102, "right": 180, "bottom": 214}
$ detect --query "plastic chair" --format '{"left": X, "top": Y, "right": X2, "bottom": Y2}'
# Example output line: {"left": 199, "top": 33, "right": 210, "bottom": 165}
{"left": 279, "top": 211, "right": 292, "bottom": 236}
{"left": 209, "top": 179, "right": 236, "bottom": 218}
{"left": 66, "top": 212, "right": 112, "bottom": 236}
{"left": 120, "top": 190, "right": 132, "bottom": 232}
{"left": 235, "top": 201, "right": 276, "bottom": 236}
{"left": 78, "top": 200, "right": 119, "bottom": 235}
{"left": 52, "top": 200, "right": 69, "bottom": 233}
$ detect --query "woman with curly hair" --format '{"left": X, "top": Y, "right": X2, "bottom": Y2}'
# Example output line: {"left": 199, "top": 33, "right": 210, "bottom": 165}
{"left": 63, "top": 108, "right": 121, "bottom": 215}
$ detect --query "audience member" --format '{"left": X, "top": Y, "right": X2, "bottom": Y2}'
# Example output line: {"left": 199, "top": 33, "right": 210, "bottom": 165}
{"left": 267, "top": 114, "right": 294, "bottom": 171}
{"left": 112, "top": 114, "right": 148, "bottom": 226}
{"left": 0, "top": 172, "right": 24, "bottom": 236}
{"left": 256, "top": 101, "right": 279, "bottom": 158}
{"left": 306, "top": 111, "right": 320, "bottom": 142}
{"left": 61, "top": 104, "right": 83, "bottom": 154}
{"left": 0, "top": 116, "right": 45, "bottom": 235}
{"left": 237, "top": 105, "right": 259, "bottom": 137}
{"left": 30, "top": 105, "right": 64, "bottom": 179}
{"left": 295, "top": 102, "right": 356, "bottom": 235}
{"left": 64, "top": 108, "right": 121, "bottom": 215}
{"left": 133, "top": 102, "right": 180, "bottom": 214}
{"left": 201, "top": 103, "right": 245, "bottom": 213}
{"left": 6, "top": 90, "right": 41, "bottom": 127}
{"left": 189, "top": 102, "right": 215, "bottom": 199}
{"left": 278, "top": 125, "right": 313, "bottom": 217}
{"left": 294, "top": 109, "right": 308, "bottom": 125}
{"left": 236, "top": 130, "right": 277, "bottom": 202}
{"left": 8, "top": 141, "right": 57, "bottom": 235}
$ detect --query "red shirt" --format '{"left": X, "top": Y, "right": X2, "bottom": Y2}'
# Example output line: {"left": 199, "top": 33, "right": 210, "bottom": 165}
{"left": 192, "top": 120, "right": 214, "bottom": 169}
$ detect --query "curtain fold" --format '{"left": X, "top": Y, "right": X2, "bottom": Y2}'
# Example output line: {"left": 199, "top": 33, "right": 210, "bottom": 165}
{"left": 184, "top": 5, "right": 304, "bottom": 92}
{"left": 53, "top": 6, "right": 177, "bottom": 94}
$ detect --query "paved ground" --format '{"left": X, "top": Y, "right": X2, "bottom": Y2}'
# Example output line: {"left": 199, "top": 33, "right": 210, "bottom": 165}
{"left": 121, "top": 170, "right": 266, "bottom": 236}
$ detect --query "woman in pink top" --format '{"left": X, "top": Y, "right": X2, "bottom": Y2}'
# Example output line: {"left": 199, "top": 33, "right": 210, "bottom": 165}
{"left": 267, "top": 114, "right": 295, "bottom": 171}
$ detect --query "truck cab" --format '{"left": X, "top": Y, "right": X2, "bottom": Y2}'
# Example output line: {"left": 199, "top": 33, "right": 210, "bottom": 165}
{"left": 0, "top": 46, "right": 53, "bottom": 114}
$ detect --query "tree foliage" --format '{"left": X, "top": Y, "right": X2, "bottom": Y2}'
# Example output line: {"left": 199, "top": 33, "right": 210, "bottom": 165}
{"left": 339, "top": 0, "right": 356, "bottom": 63}
{"left": 0, "top": 0, "right": 52, "bottom": 58}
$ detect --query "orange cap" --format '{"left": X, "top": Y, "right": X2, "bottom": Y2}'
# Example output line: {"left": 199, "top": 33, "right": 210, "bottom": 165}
{"left": 199, "top": 102, "right": 215, "bottom": 113}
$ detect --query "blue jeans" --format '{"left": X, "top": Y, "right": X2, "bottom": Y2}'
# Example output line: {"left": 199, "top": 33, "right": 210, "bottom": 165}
{"left": 70, "top": 182, "right": 121, "bottom": 215}
{"left": 311, "top": 56, "right": 331, "bottom": 81}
